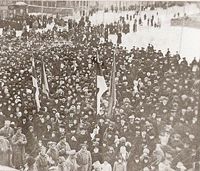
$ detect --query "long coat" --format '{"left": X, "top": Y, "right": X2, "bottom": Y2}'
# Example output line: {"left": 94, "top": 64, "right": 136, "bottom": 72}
{"left": 76, "top": 150, "right": 92, "bottom": 171}
{"left": 12, "top": 133, "right": 27, "bottom": 169}
{"left": 56, "top": 140, "right": 71, "bottom": 157}
{"left": 0, "top": 136, "right": 12, "bottom": 166}
{"left": 0, "top": 126, "right": 14, "bottom": 140}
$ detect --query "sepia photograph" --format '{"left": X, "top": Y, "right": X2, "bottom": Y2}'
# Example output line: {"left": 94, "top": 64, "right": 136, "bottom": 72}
{"left": 0, "top": 0, "right": 200, "bottom": 170}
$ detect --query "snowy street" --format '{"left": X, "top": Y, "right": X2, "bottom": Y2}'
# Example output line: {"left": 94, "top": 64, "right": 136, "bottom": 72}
{"left": 108, "top": 26, "right": 200, "bottom": 63}
{"left": 1, "top": 3, "right": 200, "bottom": 62}
{"left": 90, "top": 3, "right": 200, "bottom": 62}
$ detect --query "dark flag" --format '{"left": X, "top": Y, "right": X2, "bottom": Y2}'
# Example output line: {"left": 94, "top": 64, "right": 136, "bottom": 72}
{"left": 41, "top": 57, "right": 49, "bottom": 98}
{"left": 31, "top": 56, "right": 40, "bottom": 112}
{"left": 107, "top": 50, "right": 117, "bottom": 117}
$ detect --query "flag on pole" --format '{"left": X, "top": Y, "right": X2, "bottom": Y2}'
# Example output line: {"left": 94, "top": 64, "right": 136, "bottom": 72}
{"left": 31, "top": 56, "right": 41, "bottom": 112}
{"left": 107, "top": 50, "right": 117, "bottom": 117}
{"left": 41, "top": 57, "right": 49, "bottom": 98}
{"left": 96, "top": 54, "right": 108, "bottom": 115}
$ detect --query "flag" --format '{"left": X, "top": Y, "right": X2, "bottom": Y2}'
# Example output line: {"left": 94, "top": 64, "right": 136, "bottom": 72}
{"left": 107, "top": 50, "right": 117, "bottom": 117}
{"left": 31, "top": 56, "right": 40, "bottom": 112}
{"left": 96, "top": 54, "right": 108, "bottom": 115}
{"left": 41, "top": 57, "right": 49, "bottom": 98}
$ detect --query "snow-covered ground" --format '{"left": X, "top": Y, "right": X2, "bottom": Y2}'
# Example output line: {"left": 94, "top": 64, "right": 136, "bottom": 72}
{"left": 90, "top": 3, "right": 200, "bottom": 26}
{"left": 1, "top": 3, "right": 200, "bottom": 62}
{"left": 108, "top": 26, "right": 200, "bottom": 63}
{"left": 91, "top": 3, "right": 200, "bottom": 62}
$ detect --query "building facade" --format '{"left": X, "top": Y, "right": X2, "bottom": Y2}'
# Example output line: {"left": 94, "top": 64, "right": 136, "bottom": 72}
{"left": 0, "top": 0, "right": 96, "bottom": 18}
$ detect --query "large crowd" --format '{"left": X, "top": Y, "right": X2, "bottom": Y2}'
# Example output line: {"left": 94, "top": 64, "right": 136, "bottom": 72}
{"left": 0, "top": 5, "right": 200, "bottom": 171}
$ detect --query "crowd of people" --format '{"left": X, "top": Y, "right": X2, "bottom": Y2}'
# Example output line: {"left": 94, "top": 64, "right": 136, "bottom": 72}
{"left": 0, "top": 5, "right": 200, "bottom": 171}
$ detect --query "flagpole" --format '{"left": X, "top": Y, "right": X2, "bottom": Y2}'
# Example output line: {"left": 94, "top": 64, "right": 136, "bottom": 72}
{"left": 31, "top": 56, "right": 41, "bottom": 112}
{"left": 111, "top": 48, "right": 116, "bottom": 116}
{"left": 96, "top": 49, "right": 108, "bottom": 119}
{"left": 96, "top": 50, "right": 99, "bottom": 120}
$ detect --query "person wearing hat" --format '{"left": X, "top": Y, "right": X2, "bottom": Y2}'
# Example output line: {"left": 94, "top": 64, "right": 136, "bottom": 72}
{"left": 25, "top": 125, "right": 37, "bottom": 155}
{"left": 35, "top": 146, "right": 49, "bottom": 171}
{"left": 56, "top": 136, "right": 71, "bottom": 158}
{"left": 47, "top": 141, "right": 59, "bottom": 166}
{"left": 0, "top": 120, "right": 14, "bottom": 141}
{"left": 76, "top": 143, "right": 92, "bottom": 171}
{"left": 113, "top": 155, "right": 126, "bottom": 171}
{"left": 103, "top": 146, "right": 116, "bottom": 168}
{"left": 11, "top": 126, "right": 27, "bottom": 169}
{"left": 91, "top": 146, "right": 102, "bottom": 164}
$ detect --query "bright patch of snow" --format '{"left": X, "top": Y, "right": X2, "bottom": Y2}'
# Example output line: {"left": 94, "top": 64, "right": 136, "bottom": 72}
{"left": 108, "top": 26, "right": 200, "bottom": 62}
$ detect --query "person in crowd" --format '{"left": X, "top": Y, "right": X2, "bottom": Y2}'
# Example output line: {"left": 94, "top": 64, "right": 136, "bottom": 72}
{"left": 56, "top": 136, "right": 71, "bottom": 158}
{"left": 113, "top": 155, "right": 126, "bottom": 171}
{"left": 11, "top": 127, "right": 27, "bottom": 169}
{"left": 76, "top": 143, "right": 92, "bottom": 171}
{"left": 0, "top": 120, "right": 14, "bottom": 141}
{"left": 0, "top": 5, "right": 198, "bottom": 171}
{"left": 117, "top": 32, "right": 122, "bottom": 45}
{"left": 47, "top": 141, "right": 59, "bottom": 166}
{"left": 35, "top": 146, "right": 49, "bottom": 171}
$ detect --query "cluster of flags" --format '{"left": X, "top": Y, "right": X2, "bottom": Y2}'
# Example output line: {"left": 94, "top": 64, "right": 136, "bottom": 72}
{"left": 31, "top": 50, "right": 117, "bottom": 116}
{"left": 31, "top": 56, "right": 49, "bottom": 112}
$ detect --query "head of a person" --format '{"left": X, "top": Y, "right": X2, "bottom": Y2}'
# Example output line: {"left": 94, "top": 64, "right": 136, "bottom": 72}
{"left": 93, "top": 146, "right": 99, "bottom": 153}
{"left": 4, "top": 120, "right": 10, "bottom": 127}
{"left": 28, "top": 126, "right": 34, "bottom": 132}
{"left": 16, "top": 127, "right": 22, "bottom": 134}
{"left": 81, "top": 143, "right": 87, "bottom": 151}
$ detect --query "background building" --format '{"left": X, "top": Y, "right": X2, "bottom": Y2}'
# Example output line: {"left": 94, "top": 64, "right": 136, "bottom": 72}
{"left": 0, "top": 0, "right": 187, "bottom": 19}
{"left": 0, "top": 0, "right": 97, "bottom": 19}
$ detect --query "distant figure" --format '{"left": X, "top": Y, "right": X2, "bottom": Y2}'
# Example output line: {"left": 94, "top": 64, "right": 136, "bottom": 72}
{"left": 133, "top": 22, "right": 137, "bottom": 32}
{"left": 147, "top": 18, "right": 150, "bottom": 26}
{"left": 117, "top": 32, "right": 122, "bottom": 45}
{"left": 139, "top": 17, "right": 142, "bottom": 25}
{"left": 144, "top": 14, "right": 147, "bottom": 20}
{"left": 105, "top": 28, "right": 109, "bottom": 42}
{"left": 126, "top": 14, "right": 129, "bottom": 20}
